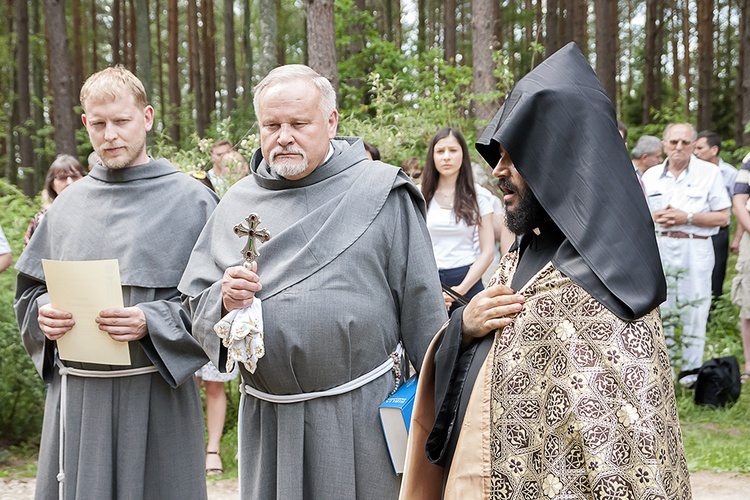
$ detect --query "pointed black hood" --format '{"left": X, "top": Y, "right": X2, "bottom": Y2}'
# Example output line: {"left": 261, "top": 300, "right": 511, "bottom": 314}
{"left": 477, "top": 42, "right": 665, "bottom": 320}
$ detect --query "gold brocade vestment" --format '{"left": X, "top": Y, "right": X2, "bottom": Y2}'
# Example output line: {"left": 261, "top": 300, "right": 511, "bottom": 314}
{"left": 401, "top": 251, "right": 692, "bottom": 500}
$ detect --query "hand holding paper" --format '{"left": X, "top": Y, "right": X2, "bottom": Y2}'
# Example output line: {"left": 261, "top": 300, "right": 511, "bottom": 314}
{"left": 38, "top": 304, "right": 75, "bottom": 341}
{"left": 96, "top": 306, "right": 148, "bottom": 342}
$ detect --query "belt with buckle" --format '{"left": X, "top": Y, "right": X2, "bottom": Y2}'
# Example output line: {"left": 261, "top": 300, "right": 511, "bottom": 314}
{"left": 658, "top": 231, "right": 709, "bottom": 240}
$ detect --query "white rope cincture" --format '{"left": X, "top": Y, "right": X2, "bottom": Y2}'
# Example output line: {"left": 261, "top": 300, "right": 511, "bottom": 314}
{"left": 55, "top": 361, "right": 158, "bottom": 500}
{"left": 239, "top": 343, "right": 403, "bottom": 403}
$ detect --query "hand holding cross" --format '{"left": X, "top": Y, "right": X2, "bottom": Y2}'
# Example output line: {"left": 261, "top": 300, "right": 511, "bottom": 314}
{"left": 234, "top": 213, "right": 272, "bottom": 268}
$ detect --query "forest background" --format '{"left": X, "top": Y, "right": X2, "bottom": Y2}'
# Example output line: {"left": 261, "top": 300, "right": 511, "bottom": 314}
{"left": 1, "top": 0, "right": 750, "bottom": 476}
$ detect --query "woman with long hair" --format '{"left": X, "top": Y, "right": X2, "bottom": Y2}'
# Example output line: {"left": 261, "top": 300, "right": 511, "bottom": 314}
{"left": 25, "top": 154, "right": 85, "bottom": 246}
{"left": 422, "top": 127, "right": 495, "bottom": 312}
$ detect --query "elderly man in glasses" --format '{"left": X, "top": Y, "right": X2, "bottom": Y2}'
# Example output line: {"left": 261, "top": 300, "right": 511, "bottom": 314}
{"left": 641, "top": 123, "right": 731, "bottom": 384}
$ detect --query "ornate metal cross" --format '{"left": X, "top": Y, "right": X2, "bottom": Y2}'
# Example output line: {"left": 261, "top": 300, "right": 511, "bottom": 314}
{"left": 233, "top": 213, "right": 271, "bottom": 267}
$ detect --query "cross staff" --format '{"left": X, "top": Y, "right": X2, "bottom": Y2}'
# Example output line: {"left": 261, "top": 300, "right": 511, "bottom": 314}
{"left": 233, "top": 213, "right": 271, "bottom": 267}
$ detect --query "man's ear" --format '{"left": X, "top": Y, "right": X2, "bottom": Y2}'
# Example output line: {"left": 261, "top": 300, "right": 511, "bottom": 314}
{"left": 81, "top": 114, "right": 88, "bottom": 127}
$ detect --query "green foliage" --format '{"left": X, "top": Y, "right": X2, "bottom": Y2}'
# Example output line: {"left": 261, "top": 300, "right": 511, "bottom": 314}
{"left": 0, "top": 180, "right": 45, "bottom": 446}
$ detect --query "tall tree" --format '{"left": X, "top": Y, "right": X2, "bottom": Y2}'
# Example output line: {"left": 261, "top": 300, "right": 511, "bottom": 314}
{"left": 202, "top": 0, "right": 217, "bottom": 123}
{"left": 167, "top": 0, "right": 181, "bottom": 143}
{"left": 155, "top": 0, "right": 165, "bottom": 127}
{"left": 188, "top": 0, "right": 206, "bottom": 136}
{"left": 305, "top": 0, "right": 338, "bottom": 91}
{"left": 546, "top": 0, "right": 560, "bottom": 57}
{"left": 134, "top": 0, "right": 152, "bottom": 101}
{"left": 225, "top": 0, "right": 238, "bottom": 114}
{"left": 742, "top": 0, "right": 750, "bottom": 145}
{"left": 243, "top": 0, "right": 253, "bottom": 101}
{"left": 444, "top": 0, "right": 456, "bottom": 63}
{"left": 643, "top": 0, "right": 658, "bottom": 123}
{"left": 16, "top": 0, "right": 34, "bottom": 193}
{"left": 258, "top": 0, "right": 278, "bottom": 77}
{"left": 44, "top": 0, "right": 78, "bottom": 156}
{"left": 594, "top": 0, "right": 618, "bottom": 103}
{"left": 72, "top": 0, "right": 84, "bottom": 92}
{"left": 113, "top": 0, "right": 121, "bottom": 65}
{"left": 472, "top": 0, "right": 497, "bottom": 131}
{"left": 417, "top": 0, "right": 426, "bottom": 53}
{"left": 683, "top": 0, "right": 691, "bottom": 118}
{"left": 697, "top": 0, "right": 714, "bottom": 130}
{"left": 90, "top": 0, "right": 98, "bottom": 71}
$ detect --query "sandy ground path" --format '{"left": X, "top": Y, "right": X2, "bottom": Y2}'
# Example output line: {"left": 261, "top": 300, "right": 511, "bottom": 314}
{"left": 1, "top": 471, "right": 748, "bottom": 499}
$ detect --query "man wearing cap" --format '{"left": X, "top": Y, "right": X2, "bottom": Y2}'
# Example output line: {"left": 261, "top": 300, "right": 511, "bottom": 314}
{"left": 400, "top": 43, "right": 691, "bottom": 500}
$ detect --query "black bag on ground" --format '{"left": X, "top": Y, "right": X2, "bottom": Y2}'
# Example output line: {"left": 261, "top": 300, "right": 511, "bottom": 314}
{"left": 679, "top": 356, "right": 742, "bottom": 408}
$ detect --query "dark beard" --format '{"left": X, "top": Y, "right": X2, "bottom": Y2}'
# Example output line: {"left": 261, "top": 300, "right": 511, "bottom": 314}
{"left": 499, "top": 179, "right": 549, "bottom": 234}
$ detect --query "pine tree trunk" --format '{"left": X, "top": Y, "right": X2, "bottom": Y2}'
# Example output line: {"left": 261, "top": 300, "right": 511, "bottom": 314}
{"left": 444, "top": 0, "right": 456, "bottom": 63}
{"left": 72, "top": 0, "right": 84, "bottom": 92}
{"left": 202, "top": 0, "right": 216, "bottom": 124}
{"left": 112, "top": 0, "right": 121, "bottom": 65}
{"left": 225, "top": 0, "right": 238, "bottom": 113}
{"left": 546, "top": 0, "right": 559, "bottom": 57}
{"left": 44, "top": 0, "right": 78, "bottom": 156}
{"left": 16, "top": 0, "right": 35, "bottom": 195}
{"left": 188, "top": 0, "right": 206, "bottom": 136}
{"left": 168, "top": 0, "right": 181, "bottom": 143}
{"left": 305, "top": 0, "right": 338, "bottom": 91}
{"left": 134, "top": 0, "right": 152, "bottom": 101}
{"left": 683, "top": 1, "right": 691, "bottom": 118}
{"left": 258, "top": 0, "right": 278, "bottom": 77}
{"left": 155, "top": 0, "right": 165, "bottom": 128}
{"left": 594, "top": 0, "right": 618, "bottom": 104}
{"left": 472, "top": 0, "right": 497, "bottom": 132}
{"left": 90, "top": 0, "right": 98, "bottom": 71}
{"left": 643, "top": 0, "right": 657, "bottom": 124}
{"left": 697, "top": 0, "right": 714, "bottom": 130}
{"left": 742, "top": 0, "right": 750, "bottom": 145}
{"left": 243, "top": 0, "right": 253, "bottom": 101}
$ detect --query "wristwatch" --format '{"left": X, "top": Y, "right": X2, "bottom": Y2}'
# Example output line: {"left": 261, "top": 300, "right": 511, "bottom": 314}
{"left": 686, "top": 212, "right": 694, "bottom": 225}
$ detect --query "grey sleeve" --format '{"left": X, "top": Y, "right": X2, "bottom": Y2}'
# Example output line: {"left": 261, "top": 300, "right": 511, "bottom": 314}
{"left": 181, "top": 280, "right": 228, "bottom": 371}
{"left": 14, "top": 272, "right": 55, "bottom": 382}
{"left": 387, "top": 189, "right": 448, "bottom": 372}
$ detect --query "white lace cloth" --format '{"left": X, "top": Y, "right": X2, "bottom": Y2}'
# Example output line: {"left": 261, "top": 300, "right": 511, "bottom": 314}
{"left": 213, "top": 298, "right": 264, "bottom": 374}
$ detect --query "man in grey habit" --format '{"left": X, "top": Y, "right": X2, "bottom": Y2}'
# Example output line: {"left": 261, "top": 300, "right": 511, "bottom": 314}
{"left": 179, "top": 64, "right": 447, "bottom": 499}
{"left": 15, "top": 67, "right": 218, "bottom": 499}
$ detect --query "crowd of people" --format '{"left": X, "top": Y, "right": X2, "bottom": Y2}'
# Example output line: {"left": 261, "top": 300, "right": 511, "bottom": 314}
{"left": 7, "top": 40, "right": 748, "bottom": 498}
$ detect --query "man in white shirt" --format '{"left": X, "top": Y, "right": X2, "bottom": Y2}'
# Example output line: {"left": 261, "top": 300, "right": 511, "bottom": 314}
{"left": 641, "top": 123, "right": 731, "bottom": 383}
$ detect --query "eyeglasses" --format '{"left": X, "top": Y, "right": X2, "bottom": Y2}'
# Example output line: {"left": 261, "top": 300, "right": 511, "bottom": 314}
{"left": 54, "top": 173, "right": 82, "bottom": 181}
{"left": 668, "top": 139, "right": 692, "bottom": 146}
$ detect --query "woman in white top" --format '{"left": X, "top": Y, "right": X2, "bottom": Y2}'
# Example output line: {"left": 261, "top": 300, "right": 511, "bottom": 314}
{"left": 422, "top": 127, "right": 495, "bottom": 313}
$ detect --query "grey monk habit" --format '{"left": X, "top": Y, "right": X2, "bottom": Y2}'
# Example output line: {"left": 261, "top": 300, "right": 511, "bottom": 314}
{"left": 15, "top": 159, "right": 218, "bottom": 500}
{"left": 180, "top": 138, "right": 448, "bottom": 499}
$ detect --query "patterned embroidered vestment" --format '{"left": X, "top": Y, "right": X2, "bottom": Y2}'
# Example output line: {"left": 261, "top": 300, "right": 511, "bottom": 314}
{"left": 487, "top": 252, "right": 692, "bottom": 499}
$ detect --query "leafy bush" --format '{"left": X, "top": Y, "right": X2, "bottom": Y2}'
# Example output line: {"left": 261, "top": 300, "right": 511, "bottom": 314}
{"left": 0, "top": 180, "right": 45, "bottom": 446}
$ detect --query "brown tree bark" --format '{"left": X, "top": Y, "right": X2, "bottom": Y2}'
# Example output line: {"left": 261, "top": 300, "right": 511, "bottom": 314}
{"left": 225, "top": 0, "right": 238, "bottom": 113}
{"left": 168, "top": 0, "right": 181, "bottom": 143}
{"left": 594, "top": 0, "right": 618, "bottom": 104}
{"left": 126, "top": 0, "right": 136, "bottom": 73}
{"left": 112, "top": 0, "right": 121, "bottom": 65}
{"left": 202, "top": 0, "right": 217, "bottom": 123}
{"left": 72, "top": 0, "right": 84, "bottom": 92}
{"left": 573, "top": 0, "right": 588, "bottom": 53}
{"left": 417, "top": 0, "right": 427, "bottom": 53}
{"left": 305, "top": 0, "right": 338, "bottom": 92}
{"left": 643, "top": 0, "right": 658, "bottom": 124}
{"left": 258, "top": 0, "right": 278, "bottom": 77}
{"left": 134, "top": 0, "right": 152, "bottom": 101}
{"left": 188, "top": 0, "right": 206, "bottom": 136}
{"left": 90, "top": 0, "right": 98, "bottom": 71}
{"left": 697, "top": 0, "right": 714, "bottom": 130}
{"left": 741, "top": 0, "right": 750, "bottom": 145}
{"left": 276, "top": 0, "right": 286, "bottom": 65}
{"left": 44, "top": 0, "right": 78, "bottom": 156}
{"left": 155, "top": 0, "right": 165, "bottom": 127}
{"left": 683, "top": 0, "right": 691, "bottom": 118}
{"left": 243, "top": 0, "right": 253, "bottom": 101}
{"left": 671, "top": 2, "right": 680, "bottom": 97}
{"left": 444, "top": 0, "right": 456, "bottom": 63}
{"left": 546, "top": 0, "right": 560, "bottom": 57}
{"left": 472, "top": 0, "right": 497, "bottom": 132}
{"left": 16, "top": 0, "right": 35, "bottom": 194}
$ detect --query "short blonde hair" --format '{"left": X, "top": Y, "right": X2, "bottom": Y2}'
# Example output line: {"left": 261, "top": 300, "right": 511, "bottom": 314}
{"left": 80, "top": 66, "right": 148, "bottom": 112}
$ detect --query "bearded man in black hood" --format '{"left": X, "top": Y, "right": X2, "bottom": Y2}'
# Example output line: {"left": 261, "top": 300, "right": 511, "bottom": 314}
{"left": 400, "top": 43, "right": 692, "bottom": 500}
